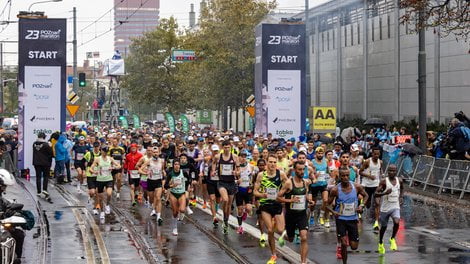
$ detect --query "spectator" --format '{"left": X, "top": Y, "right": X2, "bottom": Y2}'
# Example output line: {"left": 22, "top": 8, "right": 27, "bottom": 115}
{"left": 32, "top": 132, "right": 53, "bottom": 197}
{"left": 447, "top": 118, "right": 470, "bottom": 160}
{"left": 54, "top": 134, "right": 67, "bottom": 183}
{"left": 64, "top": 135, "right": 74, "bottom": 183}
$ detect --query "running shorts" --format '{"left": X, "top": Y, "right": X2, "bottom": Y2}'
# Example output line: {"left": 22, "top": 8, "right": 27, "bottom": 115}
{"left": 87, "top": 177, "right": 97, "bottom": 189}
{"left": 310, "top": 185, "right": 327, "bottom": 198}
{"left": 128, "top": 177, "right": 140, "bottom": 187}
{"left": 380, "top": 208, "right": 400, "bottom": 227}
{"left": 218, "top": 181, "right": 238, "bottom": 196}
{"left": 285, "top": 211, "right": 309, "bottom": 238}
{"left": 259, "top": 202, "right": 283, "bottom": 217}
{"left": 96, "top": 180, "right": 113, "bottom": 193}
{"left": 336, "top": 219, "right": 359, "bottom": 242}
{"left": 74, "top": 162, "right": 86, "bottom": 171}
{"left": 206, "top": 180, "right": 220, "bottom": 197}
{"left": 147, "top": 179, "right": 162, "bottom": 192}
{"left": 235, "top": 188, "right": 252, "bottom": 206}
{"left": 140, "top": 180, "right": 148, "bottom": 191}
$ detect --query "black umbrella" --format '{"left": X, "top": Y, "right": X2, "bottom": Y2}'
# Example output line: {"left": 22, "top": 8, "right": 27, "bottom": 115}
{"left": 401, "top": 143, "right": 424, "bottom": 155}
{"left": 364, "top": 117, "right": 386, "bottom": 126}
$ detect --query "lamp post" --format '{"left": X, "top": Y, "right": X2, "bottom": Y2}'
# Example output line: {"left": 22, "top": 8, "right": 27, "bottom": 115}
{"left": 28, "top": 0, "right": 63, "bottom": 12}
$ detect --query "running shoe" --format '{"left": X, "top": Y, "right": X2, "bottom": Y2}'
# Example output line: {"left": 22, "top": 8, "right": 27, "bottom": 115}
{"left": 150, "top": 209, "right": 157, "bottom": 217}
{"left": 378, "top": 242, "right": 385, "bottom": 254}
{"left": 358, "top": 213, "right": 362, "bottom": 220}
{"left": 319, "top": 217, "right": 325, "bottom": 226}
{"left": 278, "top": 231, "right": 286, "bottom": 247}
{"left": 336, "top": 246, "right": 342, "bottom": 259}
{"left": 41, "top": 190, "right": 50, "bottom": 198}
{"left": 186, "top": 206, "right": 194, "bottom": 215}
{"left": 267, "top": 255, "right": 277, "bottom": 264}
{"left": 132, "top": 200, "right": 137, "bottom": 206}
{"left": 157, "top": 218, "right": 163, "bottom": 226}
{"left": 309, "top": 216, "right": 315, "bottom": 226}
{"left": 190, "top": 199, "right": 197, "bottom": 207}
{"left": 100, "top": 212, "right": 105, "bottom": 220}
{"left": 202, "top": 202, "right": 207, "bottom": 209}
{"left": 172, "top": 228, "right": 178, "bottom": 236}
{"left": 259, "top": 233, "right": 267, "bottom": 248}
{"left": 105, "top": 205, "right": 111, "bottom": 215}
{"left": 93, "top": 208, "right": 99, "bottom": 215}
{"left": 223, "top": 223, "right": 228, "bottom": 234}
{"left": 178, "top": 213, "right": 185, "bottom": 221}
{"left": 324, "top": 219, "right": 330, "bottom": 228}
{"left": 242, "top": 211, "right": 248, "bottom": 221}
{"left": 116, "top": 192, "right": 120, "bottom": 200}
{"left": 389, "top": 238, "right": 398, "bottom": 251}
{"left": 373, "top": 220, "right": 380, "bottom": 231}
{"left": 237, "top": 226, "right": 244, "bottom": 234}
{"left": 213, "top": 217, "right": 219, "bottom": 227}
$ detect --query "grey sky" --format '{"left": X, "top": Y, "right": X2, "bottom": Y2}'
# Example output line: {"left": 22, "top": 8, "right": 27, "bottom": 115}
{"left": 0, "top": 0, "right": 327, "bottom": 66}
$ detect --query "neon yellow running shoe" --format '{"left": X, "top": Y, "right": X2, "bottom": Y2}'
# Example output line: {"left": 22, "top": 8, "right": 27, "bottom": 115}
{"left": 373, "top": 220, "right": 380, "bottom": 231}
{"left": 259, "top": 233, "right": 267, "bottom": 248}
{"left": 390, "top": 238, "right": 398, "bottom": 251}
{"left": 378, "top": 243, "right": 385, "bottom": 254}
{"left": 319, "top": 217, "right": 325, "bottom": 226}
{"left": 267, "top": 255, "right": 277, "bottom": 264}
{"left": 278, "top": 231, "right": 286, "bottom": 247}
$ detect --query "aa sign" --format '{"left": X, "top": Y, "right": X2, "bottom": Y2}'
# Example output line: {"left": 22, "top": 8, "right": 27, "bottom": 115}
{"left": 313, "top": 107, "right": 336, "bottom": 131}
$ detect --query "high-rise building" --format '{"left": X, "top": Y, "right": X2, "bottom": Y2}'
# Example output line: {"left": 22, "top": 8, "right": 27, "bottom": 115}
{"left": 114, "top": 0, "right": 160, "bottom": 54}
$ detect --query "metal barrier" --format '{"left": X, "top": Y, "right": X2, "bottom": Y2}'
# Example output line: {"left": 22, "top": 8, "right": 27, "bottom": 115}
{"left": 1, "top": 237, "right": 16, "bottom": 264}
{"left": 382, "top": 152, "right": 470, "bottom": 200}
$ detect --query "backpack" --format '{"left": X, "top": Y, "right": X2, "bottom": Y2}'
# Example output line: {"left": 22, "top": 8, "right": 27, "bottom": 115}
{"left": 460, "top": 126, "right": 470, "bottom": 141}
{"left": 19, "top": 210, "right": 35, "bottom": 230}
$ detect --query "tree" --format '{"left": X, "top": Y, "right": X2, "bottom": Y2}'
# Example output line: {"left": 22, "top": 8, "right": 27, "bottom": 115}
{"left": 178, "top": 0, "right": 276, "bottom": 120}
{"left": 2, "top": 67, "right": 18, "bottom": 114}
{"left": 121, "top": 18, "right": 191, "bottom": 114}
{"left": 401, "top": 0, "right": 470, "bottom": 44}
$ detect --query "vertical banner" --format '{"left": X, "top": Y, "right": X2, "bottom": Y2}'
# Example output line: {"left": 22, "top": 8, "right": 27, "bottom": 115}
{"left": 165, "top": 112, "right": 175, "bottom": 133}
{"left": 254, "top": 23, "right": 306, "bottom": 139}
{"left": 133, "top": 114, "right": 140, "bottom": 129}
{"left": 180, "top": 114, "right": 190, "bottom": 133}
{"left": 18, "top": 18, "right": 67, "bottom": 171}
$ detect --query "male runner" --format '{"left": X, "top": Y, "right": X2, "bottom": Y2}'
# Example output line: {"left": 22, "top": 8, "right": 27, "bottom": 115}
{"left": 84, "top": 142, "right": 100, "bottom": 214}
{"left": 310, "top": 147, "right": 330, "bottom": 227}
{"left": 235, "top": 152, "right": 254, "bottom": 234}
{"left": 360, "top": 147, "right": 383, "bottom": 231}
{"left": 109, "top": 138, "right": 126, "bottom": 199}
{"left": 72, "top": 136, "right": 89, "bottom": 193}
{"left": 375, "top": 164, "right": 403, "bottom": 254}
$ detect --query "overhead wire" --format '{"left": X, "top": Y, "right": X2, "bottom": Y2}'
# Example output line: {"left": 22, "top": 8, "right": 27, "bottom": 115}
{"left": 79, "top": 0, "right": 127, "bottom": 34}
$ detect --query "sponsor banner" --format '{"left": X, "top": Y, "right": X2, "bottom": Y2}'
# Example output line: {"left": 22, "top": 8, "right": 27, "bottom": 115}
{"left": 18, "top": 18, "right": 66, "bottom": 172}
{"left": 313, "top": 107, "right": 336, "bottom": 132}
{"left": 180, "top": 114, "right": 190, "bottom": 133}
{"left": 254, "top": 23, "right": 306, "bottom": 138}
{"left": 165, "top": 113, "right": 175, "bottom": 133}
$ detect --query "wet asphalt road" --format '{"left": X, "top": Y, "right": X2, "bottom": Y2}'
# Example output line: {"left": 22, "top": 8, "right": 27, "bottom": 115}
{"left": 13, "top": 176, "right": 470, "bottom": 264}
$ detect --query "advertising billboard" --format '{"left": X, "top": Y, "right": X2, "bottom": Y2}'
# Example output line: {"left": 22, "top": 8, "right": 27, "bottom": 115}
{"left": 254, "top": 23, "right": 306, "bottom": 139}
{"left": 18, "top": 18, "right": 67, "bottom": 172}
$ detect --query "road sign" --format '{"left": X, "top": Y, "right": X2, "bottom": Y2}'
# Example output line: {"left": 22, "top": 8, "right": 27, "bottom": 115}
{"left": 171, "top": 50, "right": 196, "bottom": 62}
{"left": 246, "top": 106, "right": 255, "bottom": 117}
{"left": 246, "top": 94, "right": 255, "bottom": 106}
{"left": 196, "top": 110, "right": 212, "bottom": 124}
{"left": 68, "top": 91, "right": 79, "bottom": 104}
{"left": 67, "top": 76, "right": 73, "bottom": 84}
{"left": 313, "top": 107, "right": 336, "bottom": 131}
{"left": 66, "top": 105, "right": 80, "bottom": 117}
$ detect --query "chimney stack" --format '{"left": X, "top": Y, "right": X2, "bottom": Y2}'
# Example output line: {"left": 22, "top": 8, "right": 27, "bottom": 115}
{"left": 189, "top": 3, "right": 196, "bottom": 28}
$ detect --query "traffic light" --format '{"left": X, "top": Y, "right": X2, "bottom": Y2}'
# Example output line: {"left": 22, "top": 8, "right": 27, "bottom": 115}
{"left": 78, "top": 72, "right": 86, "bottom": 87}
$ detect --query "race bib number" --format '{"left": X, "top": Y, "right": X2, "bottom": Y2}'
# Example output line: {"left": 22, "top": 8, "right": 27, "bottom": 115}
{"left": 173, "top": 177, "right": 182, "bottom": 186}
{"left": 101, "top": 166, "right": 111, "bottom": 177}
{"left": 240, "top": 175, "right": 250, "bottom": 187}
{"left": 211, "top": 173, "right": 219, "bottom": 181}
{"left": 317, "top": 171, "right": 327, "bottom": 182}
{"left": 290, "top": 195, "right": 306, "bottom": 210}
{"left": 341, "top": 203, "right": 356, "bottom": 216}
{"left": 266, "top": 187, "right": 278, "bottom": 200}
{"left": 76, "top": 153, "right": 84, "bottom": 161}
{"left": 150, "top": 168, "right": 162, "bottom": 180}
{"left": 221, "top": 164, "right": 233, "bottom": 176}
{"left": 130, "top": 170, "right": 140, "bottom": 179}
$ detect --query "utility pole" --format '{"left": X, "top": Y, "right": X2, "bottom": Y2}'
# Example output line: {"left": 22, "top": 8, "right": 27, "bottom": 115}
{"left": 72, "top": 7, "right": 78, "bottom": 93}
{"left": 418, "top": 9, "right": 427, "bottom": 152}
{"left": 305, "top": 0, "right": 311, "bottom": 125}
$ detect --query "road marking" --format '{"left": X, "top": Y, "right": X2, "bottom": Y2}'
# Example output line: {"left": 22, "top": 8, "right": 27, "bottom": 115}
{"left": 195, "top": 203, "right": 317, "bottom": 264}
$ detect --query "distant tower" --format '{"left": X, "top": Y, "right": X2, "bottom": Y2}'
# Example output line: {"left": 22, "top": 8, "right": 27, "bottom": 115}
{"left": 189, "top": 3, "right": 196, "bottom": 28}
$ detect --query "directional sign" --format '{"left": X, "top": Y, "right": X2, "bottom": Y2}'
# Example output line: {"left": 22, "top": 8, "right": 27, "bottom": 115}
{"left": 68, "top": 91, "right": 79, "bottom": 104}
{"left": 246, "top": 106, "right": 255, "bottom": 118}
{"left": 171, "top": 50, "right": 196, "bottom": 62}
{"left": 313, "top": 107, "right": 336, "bottom": 131}
{"left": 66, "top": 105, "right": 80, "bottom": 117}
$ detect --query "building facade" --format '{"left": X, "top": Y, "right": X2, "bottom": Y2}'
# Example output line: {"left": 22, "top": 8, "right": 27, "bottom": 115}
{"left": 114, "top": 0, "right": 160, "bottom": 54}
{"left": 297, "top": 0, "right": 470, "bottom": 123}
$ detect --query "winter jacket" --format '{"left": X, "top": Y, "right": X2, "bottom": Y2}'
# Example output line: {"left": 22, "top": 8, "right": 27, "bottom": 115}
{"left": 449, "top": 123, "right": 470, "bottom": 153}
{"left": 54, "top": 135, "right": 68, "bottom": 161}
{"left": 32, "top": 138, "right": 53, "bottom": 167}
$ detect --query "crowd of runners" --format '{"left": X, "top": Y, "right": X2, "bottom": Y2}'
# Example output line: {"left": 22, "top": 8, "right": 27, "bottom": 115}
{"left": 36, "top": 125, "right": 405, "bottom": 264}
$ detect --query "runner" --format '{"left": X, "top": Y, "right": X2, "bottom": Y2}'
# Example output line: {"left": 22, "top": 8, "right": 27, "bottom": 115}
{"left": 276, "top": 147, "right": 290, "bottom": 173}
{"left": 327, "top": 167, "right": 369, "bottom": 263}
{"left": 179, "top": 154, "right": 198, "bottom": 215}
{"left": 164, "top": 159, "right": 191, "bottom": 236}
{"left": 139, "top": 146, "right": 166, "bottom": 224}
{"left": 277, "top": 161, "right": 312, "bottom": 264}
{"left": 254, "top": 159, "right": 267, "bottom": 247}
{"left": 360, "top": 147, "right": 383, "bottom": 231}
{"left": 90, "top": 145, "right": 121, "bottom": 220}
{"left": 254, "top": 154, "right": 288, "bottom": 264}
{"left": 124, "top": 143, "right": 143, "bottom": 206}
{"left": 109, "top": 138, "right": 126, "bottom": 199}
{"left": 84, "top": 141, "right": 101, "bottom": 214}
{"left": 72, "top": 136, "right": 89, "bottom": 193}
{"left": 310, "top": 147, "right": 330, "bottom": 228}
{"left": 202, "top": 147, "right": 220, "bottom": 227}
{"left": 213, "top": 140, "right": 240, "bottom": 234}
{"left": 375, "top": 164, "right": 403, "bottom": 254}
{"left": 235, "top": 151, "right": 254, "bottom": 234}
{"left": 136, "top": 146, "right": 154, "bottom": 207}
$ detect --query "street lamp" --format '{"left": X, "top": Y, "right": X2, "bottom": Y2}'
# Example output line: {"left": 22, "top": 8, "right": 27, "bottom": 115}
{"left": 28, "top": 0, "right": 63, "bottom": 12}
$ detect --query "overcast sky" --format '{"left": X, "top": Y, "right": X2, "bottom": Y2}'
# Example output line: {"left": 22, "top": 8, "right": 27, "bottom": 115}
{"left": 0, "top": 0, "right": 327, "bottom": 66}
